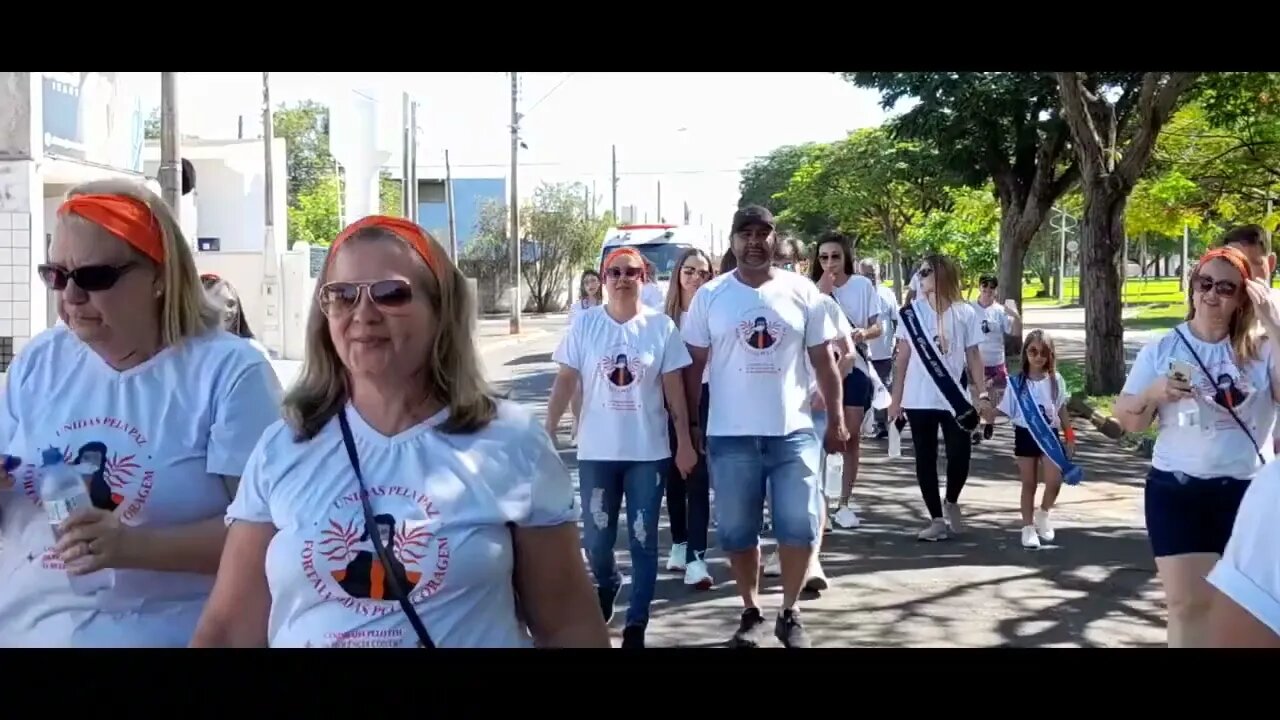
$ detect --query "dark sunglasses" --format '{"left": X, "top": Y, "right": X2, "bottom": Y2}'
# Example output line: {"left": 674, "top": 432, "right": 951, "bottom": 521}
{"left": 606, "top": 266, "right": 643, "bottom": 279}
{"left": 980, "top": 281, "right": 998, "bottom": 289}
{"left": 680, "top": 266, "right": 712, "bottom": 280}
{"left": 319, "top": 279, "right": 414, "bottom": 315}
{"left": 38, "top": 263, "right": 137, "bottom": 292}
{"left": 1193, "top": 274, "right": 1240, "bottom": 297}
{"left": 917, "top": 267, "right": 933, "bottom": 278}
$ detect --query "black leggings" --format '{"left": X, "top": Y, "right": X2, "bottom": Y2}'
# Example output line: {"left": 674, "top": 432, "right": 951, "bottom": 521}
{"left": 905, "top": 408, "right": 972, "bottom": 519}
{"left": 664, "top": 383, "right": 710, "bottom": 563}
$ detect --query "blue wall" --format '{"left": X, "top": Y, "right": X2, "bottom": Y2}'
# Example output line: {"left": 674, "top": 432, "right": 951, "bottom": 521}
{"left": 418, "top": 177, "right": 506, "bottom": 251}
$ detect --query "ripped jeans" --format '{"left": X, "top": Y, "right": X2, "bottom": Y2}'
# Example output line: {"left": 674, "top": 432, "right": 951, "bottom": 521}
{"left": 577, "top": 460, "right": 665, "bottom": 628}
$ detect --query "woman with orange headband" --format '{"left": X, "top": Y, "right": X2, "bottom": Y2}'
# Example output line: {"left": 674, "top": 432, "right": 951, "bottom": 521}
{"left": 1115, "top": 243, "right": 1280, "bottom": 647}
{"left": 0, "top": 179, "right": 283, "bottom": 647}
{"left": 192, "top": 215, "right": 609, "bottom": 648}
{"left": 544, "top": 246, "right": 698, "bottom": 648}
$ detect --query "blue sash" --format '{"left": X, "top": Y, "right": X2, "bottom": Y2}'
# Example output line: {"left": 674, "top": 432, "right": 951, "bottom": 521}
{"left": 1010, "top": 374, "right": 1084, "bottom": 485}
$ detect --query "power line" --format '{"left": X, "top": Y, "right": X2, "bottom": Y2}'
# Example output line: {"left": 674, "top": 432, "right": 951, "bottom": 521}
{"left": 524, "top": 73, "right": 576, "bottom": 116}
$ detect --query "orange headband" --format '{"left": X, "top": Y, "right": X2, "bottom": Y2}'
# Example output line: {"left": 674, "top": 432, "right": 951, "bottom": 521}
{"left": 58, "top": 194, "right": 165, "bottom": 264}
{"left": 1196, "top": 247, "right": 1252, "bottom": 284}
{"left": 601, "top": 247, "right": 647, "bottom": 280}
{"left": 330, "top": 215, "right": 440, "bottom": 277}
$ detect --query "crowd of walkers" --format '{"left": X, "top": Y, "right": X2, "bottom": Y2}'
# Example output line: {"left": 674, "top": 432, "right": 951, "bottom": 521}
{"left": 0, "top": 178, "right": 1274, "bottom": 649}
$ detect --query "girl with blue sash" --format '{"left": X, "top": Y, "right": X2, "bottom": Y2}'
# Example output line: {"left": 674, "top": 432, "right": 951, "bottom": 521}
{"left": 982, "top": 330, "right": 1078, "bottom": 549}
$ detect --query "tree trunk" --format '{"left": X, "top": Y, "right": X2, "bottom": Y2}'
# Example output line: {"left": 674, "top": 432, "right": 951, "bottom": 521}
{"left": 997, "top": 210, "right": 1037, "bottom": 356}
{"left": 890, "top": 244, "right": 904, "bottom": 304}
{"left": 1079, "top": 186, "right": 1129, "bottom": 395}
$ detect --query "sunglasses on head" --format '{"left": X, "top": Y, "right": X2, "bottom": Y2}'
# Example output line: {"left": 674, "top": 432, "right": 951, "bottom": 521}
{"left": 606, "top": 266, "right": 643, "bottom": 279}
{"left": 319, "top": 279, "right": 415, "bottom": 316}
{"left": 38, "top": 263, "right": 137, "bottom": 292}
{"left": 1193, "top": 274, "right": 1240, "bottom": 297}
{"left": 918, "top": 267, "right": 933, "bottom": 278}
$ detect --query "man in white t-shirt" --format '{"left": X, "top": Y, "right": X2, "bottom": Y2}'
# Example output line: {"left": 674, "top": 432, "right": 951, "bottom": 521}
{"left": 972, "top": 274, "right": 1021, "bottom": 443}
{"left": 1207, "top": 461, "right": 1280, "bottom": 647}
{"left": 682, "top": 205, "right": 845, "bottom": 649}
{"left": 859, "top": 259, "right": 898, "bottom": 438}
{"left": 1218, "top": 224, "right": 1280, "bottom": 454}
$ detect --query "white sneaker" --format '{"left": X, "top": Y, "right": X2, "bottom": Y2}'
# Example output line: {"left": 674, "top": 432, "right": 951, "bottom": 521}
{"left": 684, "top": 557, "right": 713, "bottom": 589}
{"left": 848, "top": 501, "right": 863, "bottom": 513}
{"left": 804, "top": 558, "right": 829, "bottom": 592}
{"left": 762, "top": 551, "right": 782, "bottom": 577}
{"left": 943, "top": 501, "right": 965, "bottom": 534}
{"left": 833, "top": 505, "right": 861, "bottom": 529}
{"left": 1034, "top": 509, "right": 1055, "bottom": 542}
{"left": 1021, "top": 525, "right": 1041, "bottom": 549}
{"left": 666, "top": 543, "right": 687, "bottom": 571}
{"left": 917, "top": 519, "right": 949, "bottom": 542}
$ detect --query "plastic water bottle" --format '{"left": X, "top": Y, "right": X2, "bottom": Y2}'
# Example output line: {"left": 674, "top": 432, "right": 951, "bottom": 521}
{"left": 824, "top": 451, "right": 844, "bottom": 497}
{"left": 38, "top": 447, "right": 114, "bottom": 595}
{"left": 888, "top": 419, "right": 903, "bottom": 459}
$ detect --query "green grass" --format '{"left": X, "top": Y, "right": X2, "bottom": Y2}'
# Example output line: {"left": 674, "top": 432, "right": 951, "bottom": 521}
{"left": 1022, "top": 277, "right": 1187, "bottom": 307}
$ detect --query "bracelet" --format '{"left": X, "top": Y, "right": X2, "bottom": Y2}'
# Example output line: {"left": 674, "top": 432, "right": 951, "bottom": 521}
{"left": 1064, "top": 426, "right": 1076, "bottom": 443}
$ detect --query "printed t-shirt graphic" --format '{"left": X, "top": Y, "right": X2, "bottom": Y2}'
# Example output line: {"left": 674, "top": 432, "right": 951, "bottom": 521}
{"left": 737, "top": 308, "right": 788, "bottom": 373}
{"left": 0, "top": 326, "right": 283, "bottom": 647}
{"left": 228, "top": 401, "right": 580, "bottom": 648}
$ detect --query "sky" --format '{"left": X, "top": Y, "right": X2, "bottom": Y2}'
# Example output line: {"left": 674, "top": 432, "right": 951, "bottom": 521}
{"left": 135, "top": 72, "right": 892, "bottom": 239}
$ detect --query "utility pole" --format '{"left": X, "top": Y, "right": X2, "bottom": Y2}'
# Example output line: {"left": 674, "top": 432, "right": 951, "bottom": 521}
{"left": 656, "top": 180, "right": 662, "bottom": 223}
{"left": 158, "top": 72, "right": 182, "bottom": 219}
{"left": 509, "top": 72, "right": 522, "bottom": 335}
{"left": 610, "top": 144, "right": 618, "bottom": 220}
{"left": 1056, "top": 206, "right": 1067, "bottom": 301}
{"left": 402, "top": 93, "right": 413, "bottom": 219}
{"left": 261, "top": 71, "right": 282, "bottom": 358}
{"left": 409, "top": 101, "right": 420, "bottom": 224}
{"left": 444, "top": 149, "right": 458, "bottom": 260}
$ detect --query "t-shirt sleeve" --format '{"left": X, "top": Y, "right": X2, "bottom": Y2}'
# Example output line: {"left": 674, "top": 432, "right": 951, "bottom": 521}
{"left": 823, "top": 296, "right": 853, "bottom": 338}
{"left": 224, "top": 428, "right": 277, "bottom": 525}
{"left": 1055, "top": 373, "right": 1069, "bottom": 410}
{"left": 805, "top": 288, "right": 840, "bottom": 348}
{"left": 660, "top": 319, "right": 693, "bottom": 373}
{"left": 909, "top": 273, "right": 921, "bottom": 294}
{"left": 208, "top": 359, "right": 285, "bottom": 477}
{"left": 682, "top": 288, "right": 712, "bottom": 349}
{"left": 1121, "top": 340, "right": 1161, "bottom": 397}
{"left": 964, "top": 307, "right": 982, "bottom": 349}
{"left": 861, "top": 282, "right": 880, "bottom": 326}
{"left": 894, "top": 303, "right": 911, "bottom": 343}
{"left": 551, "top": 316, "right": 582, "bottom": 370}
{"left": 506, "top": 410, "right": 580, "bottom": 528}
{"left": 1207, "top": 469, "right": 1280, "bottom": 637}
{"left": 997, "top": 381, "right": 1017, "bottom": 420}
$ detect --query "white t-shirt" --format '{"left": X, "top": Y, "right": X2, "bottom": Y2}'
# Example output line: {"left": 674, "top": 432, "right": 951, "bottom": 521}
{"left": 895, "top": 299, "right": 981, "bottom": 412}
{"left": 868, "top": 285, "right": 898, "bottom": 361}
{"left": 683, "top": 270, "right": 838, "bottom": 437}
{"left": 1121, "top": 324, "right": 1276, "bottom": 480}
{"left": 973, "top": 301, "right": 1015, "bottom": 367}
{"left": 553, "top": 305, "right": 691, "bottom": 462}
{"left": 807, "top": 295, "right": 856, "bottom": 396}
{"left": 832, "top": 275, "right": 881, "bottom": 331}
{"left": 679, "top": 311, "right": 710, "bottom": 386}
{"left": 226, "top": 400, "right": 578, "bottom": 648}
{"left": 0, "top": 325, "right": 283, "bottom": 648}
{"left": 566, "top": 299, "right": 598, "bottom": 326}
{"left": 641, "top": 283, "right": 664, "bottom": 309}
{"left": 997, "top": 373, "right": 1069, "bottom": 429}
{"left": 1207, "top": 463, "right": 1280, "bottom": 637}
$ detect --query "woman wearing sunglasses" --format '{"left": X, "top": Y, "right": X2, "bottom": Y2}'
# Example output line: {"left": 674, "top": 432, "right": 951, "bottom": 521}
{"left": 544, "top": 247, "right": 698, "bottom": 648}
{"left": 661, "top": 248, "right": 715, "bottom": 589}
{"left": 192, "top": 215, "right": 609, "bottom": 649}
{"left": 1115, "top": 245, "right": 1280, "bottom": 648}
{"left": 0, "top": 180, "right": 283, "bottom": 647}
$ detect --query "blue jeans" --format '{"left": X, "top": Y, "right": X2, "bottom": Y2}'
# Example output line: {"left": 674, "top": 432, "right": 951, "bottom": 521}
{"left": 706, "top": 431, "right": 822, "bottom": 553}
{"left": 577, "top": 460, "right": 665, "bottom": 628}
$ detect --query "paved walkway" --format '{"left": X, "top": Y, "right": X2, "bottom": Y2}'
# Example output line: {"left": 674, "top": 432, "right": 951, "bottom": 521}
{"left": 484, "top": 306, "right": 1167, "bottom": 648}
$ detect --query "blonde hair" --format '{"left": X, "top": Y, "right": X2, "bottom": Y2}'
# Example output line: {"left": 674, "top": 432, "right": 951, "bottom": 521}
{"left": 59, "top": 179, "right": 220, "bottom": 346}
{"left": 664, "top": 248, "right": 713, "bottom": 327}
{"left": 283, "top": 226, "right": 497, "bottom": 441}
{"left": 923, "top": 253, "right": 964, "bottom": 306}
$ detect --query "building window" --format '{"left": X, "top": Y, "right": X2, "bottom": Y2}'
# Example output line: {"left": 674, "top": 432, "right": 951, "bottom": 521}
{"left": 0, "top": 337, "right": 13, "bottom": 373}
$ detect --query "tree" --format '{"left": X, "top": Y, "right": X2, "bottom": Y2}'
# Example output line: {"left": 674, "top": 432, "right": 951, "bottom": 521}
{"left": 1058, "top": 71, "right": 1201, "bottom": 394}
{"left": 737, "top": 143, "right": 833, "bottom": 238}
{"left": 522, "top": 182, "right": 609, "bottom": 312}
{"left": 379, "top": 172, "right": 403, "bottom": 217}
{"left": 779, "top": 128, "right": 951, "bottom": 300}
{"left": 144, "top": 108, "right": 161, "bottom": 140}
{"left": 846, "top": 73, "right": 1080, "bottom": 314}
{"left": 286, "top": 174, "right": 341, "bottom": 248}
{"left": 902, "top": 186, "right": 1000, "bottom": 296}
{"left": 272, "top": 101, "right": 334, "bottom": 212}
{"left": 458, "top": 200, "right": 511, "bottom": 312}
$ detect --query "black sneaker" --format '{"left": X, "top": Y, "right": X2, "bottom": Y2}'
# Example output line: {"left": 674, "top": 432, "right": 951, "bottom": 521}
{"left": 775, "top": 607, "right": 811, "bottom": 648}
{"left": 729, "top": 608, "right": 769, "bottom": 648}
{"left": 621, "top": 625, "right": 645, "bottom": 649}
{"left": 598, "top": 585, "right": 619, "bottom": 624}
{"left": 983, "top": 423, "right": 995, "bottom": 440}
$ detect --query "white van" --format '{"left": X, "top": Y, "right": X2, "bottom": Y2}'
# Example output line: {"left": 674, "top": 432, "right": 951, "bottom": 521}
{"left": 598, "top": 224, "right": 712, "bottom": 299}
